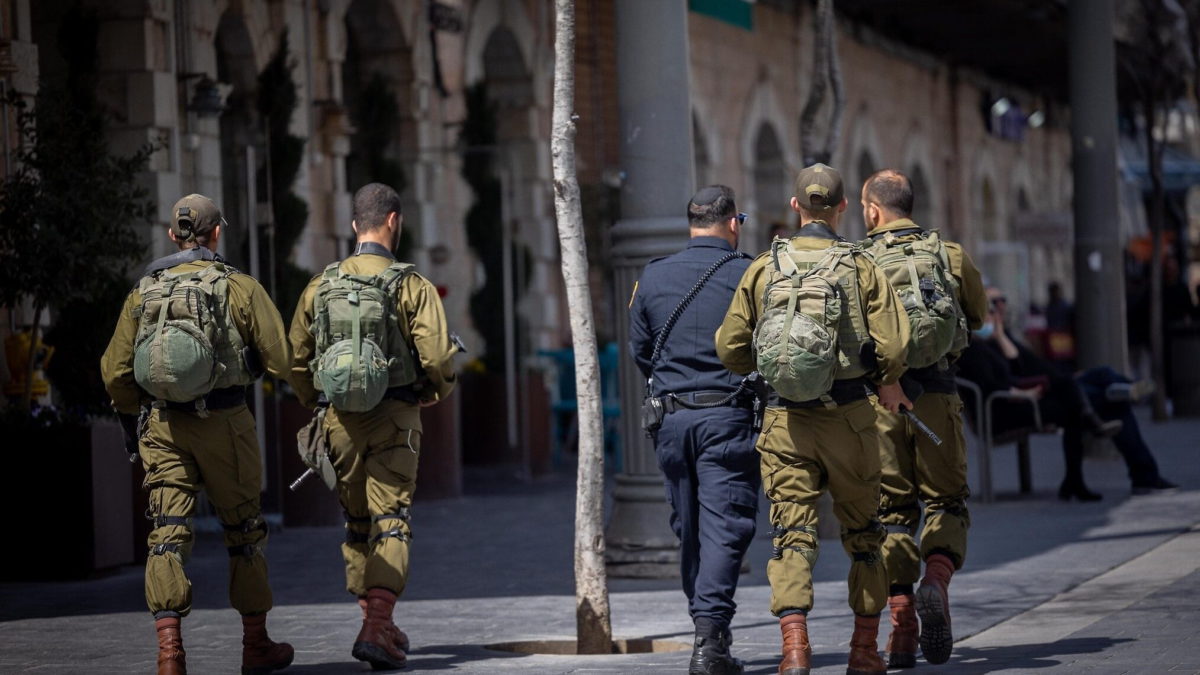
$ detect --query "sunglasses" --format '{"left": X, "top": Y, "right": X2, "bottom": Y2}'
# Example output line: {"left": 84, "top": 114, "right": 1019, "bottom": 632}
{"left": 735, "top": 212, "right": 748, "bottom": 225}
{"left": 990, "top": 296, "right": 1007, "bottom": 307}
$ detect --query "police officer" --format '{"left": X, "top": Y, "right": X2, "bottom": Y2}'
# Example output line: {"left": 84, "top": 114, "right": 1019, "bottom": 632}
{"left": 629, "top": 185, "right": 757, "bottom": 675}
{"left": 716, "top": 164, "right": 910, "bottom": 675}
{"left": 858, "top": 169, "right": 987, "bottom": 668}
{"left": 288, "top": 183, "right": 458, "bottom": 670}
{"left": 100, "top": 194, "right": 294, "bottom": 675}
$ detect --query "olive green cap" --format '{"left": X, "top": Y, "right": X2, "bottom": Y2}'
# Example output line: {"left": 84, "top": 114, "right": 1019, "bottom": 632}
{"left": 171, "top": 194, "right": 225, "bottom": 241}
{"left": 793, "top": 163, "right": 844, "bottom": 212}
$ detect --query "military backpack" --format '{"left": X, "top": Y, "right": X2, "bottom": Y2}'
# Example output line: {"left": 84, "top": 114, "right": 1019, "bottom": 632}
{"left": 863, "top": 230, "right": 966, "bottom": 368}
{"left": 132, "top": 260, "right": 252, "bottom": 409}
{"left": 310, "top": 260, "right": 417, "bottom": 412}
{"left": 753, "top": 239, "right": 871, "bottom": 403}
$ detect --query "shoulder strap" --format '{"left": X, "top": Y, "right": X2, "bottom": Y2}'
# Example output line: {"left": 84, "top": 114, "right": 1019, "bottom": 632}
{"left": 321, "top": 261, "right": 342, "bottom": 283}
{"left": 646, "top": 251, "right": 749, "bottom": 395}
{"left": 142, "top": 246, "right": 219, "bottom": 277}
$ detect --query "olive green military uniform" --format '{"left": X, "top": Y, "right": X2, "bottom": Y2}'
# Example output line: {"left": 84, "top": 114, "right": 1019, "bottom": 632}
{"left": 289, "top": 249, "right": 457, "bottom": 597}
{"left": 865, "top": 218, "right": 987, "bottom": 588}
{"left": 716, "top": 222, "right": 910, "bottom": 617}
{"left": 101, "top": 259, "right": 291, "bottom": 618}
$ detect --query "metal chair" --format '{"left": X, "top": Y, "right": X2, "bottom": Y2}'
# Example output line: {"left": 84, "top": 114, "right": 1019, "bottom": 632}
{"left": 956, "top": 377, "right": 1056, "bottom": 502}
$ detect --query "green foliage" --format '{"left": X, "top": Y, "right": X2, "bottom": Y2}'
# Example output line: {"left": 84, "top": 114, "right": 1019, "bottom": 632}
{"left": 44, "top": 275, "right": 132, "bottom": 415}
{"left": 255, "top": 29, "right": 310, "bottom": 320}
{"left": 0, "top": 5, "right": 155, "bottom": 411}
{"left": 348, "top": 72, "right": 412, "bottom": 259}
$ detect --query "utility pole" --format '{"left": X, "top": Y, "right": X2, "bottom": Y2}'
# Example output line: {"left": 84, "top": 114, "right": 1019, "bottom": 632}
{"left": 1069, "top": 0, "right": 1128, "bottom": 371}
{"left": 605, "top": 0, "right": 693, "bottom": 578}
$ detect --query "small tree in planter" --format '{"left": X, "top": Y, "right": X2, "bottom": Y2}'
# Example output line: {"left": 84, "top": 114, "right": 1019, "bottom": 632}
{"left": 0, "top": 6, "right": 155, "bottom": 414}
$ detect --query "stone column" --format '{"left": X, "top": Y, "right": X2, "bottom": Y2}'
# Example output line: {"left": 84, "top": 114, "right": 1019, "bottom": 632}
{"left": 605, "top": 0, "right": 693, "bottom": 578}
{"left": 1069, "top": 0, "right": 1128, "bottom": 371}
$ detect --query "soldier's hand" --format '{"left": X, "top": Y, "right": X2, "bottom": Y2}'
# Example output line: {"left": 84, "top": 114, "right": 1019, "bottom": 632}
{"left": 877, "top": 382, "right": 914, "bottom": 414}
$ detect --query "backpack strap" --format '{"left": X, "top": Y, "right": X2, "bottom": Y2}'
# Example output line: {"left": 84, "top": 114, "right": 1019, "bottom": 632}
{"left": 321, "top": 261, "right": 342, "bottom": 282}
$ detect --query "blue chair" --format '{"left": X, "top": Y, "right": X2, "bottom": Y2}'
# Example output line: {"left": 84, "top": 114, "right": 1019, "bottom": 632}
{"left": 539, "top": 343, "right": 622, "bottom": 472}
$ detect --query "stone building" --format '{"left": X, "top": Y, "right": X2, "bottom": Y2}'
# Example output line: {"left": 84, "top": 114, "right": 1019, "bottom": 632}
{"left": 2, "top": 0, "right": 1084, "bottom": 479}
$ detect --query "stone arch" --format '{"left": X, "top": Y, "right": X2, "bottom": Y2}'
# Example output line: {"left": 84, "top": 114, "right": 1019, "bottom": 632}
{"left": 846, "top": 110, "right": 883, "bottom": 239}
{"left": 973, "top": 149, "right": 1005, "bottom": 242}
{"left": 214, "top": 7, "right": 262, "bottom": 269}
{"left": 902, "top": 131, "right": 940, "bottom": 231}
{"left": 464, "top": 0, "right": 538, "bottom": 91}
{"left": 740, "top": 82, "right": 797, "bottom": 249}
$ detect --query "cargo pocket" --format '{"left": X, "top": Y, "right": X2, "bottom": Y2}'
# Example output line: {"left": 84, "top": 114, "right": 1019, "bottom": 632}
{"left": 229, "top": 408, "right": 262, "bottom": 491}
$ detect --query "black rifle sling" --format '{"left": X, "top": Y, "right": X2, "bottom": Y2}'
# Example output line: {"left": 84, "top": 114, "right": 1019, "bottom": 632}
{"left": 645, "top": 250, "right": 748, "bottom": 397}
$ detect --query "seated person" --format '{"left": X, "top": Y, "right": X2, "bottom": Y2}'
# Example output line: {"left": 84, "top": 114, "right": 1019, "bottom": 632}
{"left": 956, "top": 288, "right": 1177, "bottom": 501}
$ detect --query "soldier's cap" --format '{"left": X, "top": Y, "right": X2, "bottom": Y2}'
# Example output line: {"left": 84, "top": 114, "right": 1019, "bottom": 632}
{"left": 171, "top": 194, "right": 226, "bottom": 241}
{"left": 793, "top": 163, "right": 844, "bottom": 212}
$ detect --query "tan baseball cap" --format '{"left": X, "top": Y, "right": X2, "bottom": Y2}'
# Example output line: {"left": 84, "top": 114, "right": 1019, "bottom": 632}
{"left": 793, "top": 163, "right": 844, "bottom": 212}
{"left": 171, "top": 194, "right": 225, "bottom": 241}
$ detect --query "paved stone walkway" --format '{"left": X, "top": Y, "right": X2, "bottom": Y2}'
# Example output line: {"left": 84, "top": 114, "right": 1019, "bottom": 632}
{"left": 1, "top": 408, "right": 1197, "bottom": 673}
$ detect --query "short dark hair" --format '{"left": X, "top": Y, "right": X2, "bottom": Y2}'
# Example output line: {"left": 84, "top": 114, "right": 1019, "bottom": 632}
{"left": 863, "top": 169, "right": 914, "bottom": 218}
{"left": 353, "top": 183, "right": 403, "bottom": 231}
{"left": 688, "top": 185, "right": 737, "bottom": 228}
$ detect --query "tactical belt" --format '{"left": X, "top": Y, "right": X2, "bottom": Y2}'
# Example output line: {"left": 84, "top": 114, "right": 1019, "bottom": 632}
{"left": 905, "top": 364, "right": 959, "bottom": 395}
{"left": 771, "top": 378, "right": 870, "bottom": 409}
{"left": 383, "top": 386, "right": 420, "bottom": 404}
{"left": 158, "top": 386, "right": 246, "bottom": 412}
{"left": 657, "top": 390, "right": 754, "bottom": 414}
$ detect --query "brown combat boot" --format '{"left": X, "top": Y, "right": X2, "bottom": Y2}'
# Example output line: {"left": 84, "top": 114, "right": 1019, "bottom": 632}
{"left": 241, "top": 613, "right": 295, "bottom": 675}
{"left": 847, "top": 614, "right": 886, "bottom": 675}
{"left": 352, "top": 587, "right": 411, "bottom": 669}
{"left": 885, "top": 593, "right": 918, "bottom": 668}
{"left": 156, "top": 616, "right": 186, "bottom": 675}
{"left": 778, "top": 614, "right": 811, "bottom": 675}
{"left": 915, "top": 553, "right": 955, "bottom": 665}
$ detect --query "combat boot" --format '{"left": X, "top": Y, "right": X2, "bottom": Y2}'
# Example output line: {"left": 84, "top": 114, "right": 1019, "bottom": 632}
{"left": 241, "top": 613, "right": 295, "bottom": 675}
{"left": 778, "top": 614, "right": 811, "bottom": 675}
{"left": 688, "top": 617, "right": 743, "bottom": 675}
{"left": 846, "top": 614, "right": 886, "bottom": 675}
{"left": 352, "top": 587, "right": 411, "bottom": 669}
{"left": 885, "top": 593, "right": 918, "bottom": 668}
{"left": 155, "top": 616, "right": 186, "bottom": 675}
{"left": 916, "top": 553, "right": 955, "bottom": 664}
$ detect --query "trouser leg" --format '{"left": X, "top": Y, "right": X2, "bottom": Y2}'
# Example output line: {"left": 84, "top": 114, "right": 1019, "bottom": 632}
{"left": 363, "top": 424, "right": 420, "bottom": 595}
{"left": 820, "top": 400, "right": 887, "bottom": 617}
{"left": 327, "top": 408, "right": 370, "bottom": 597}
{"left": 194, "top": 407, "right": 273, "bottom": 616}
{"left": 654, "top": 412, "right": 700, "bottom": 612}
{"left": 758, "top": 408, "right": 821, "bottom": 617}
{"left": 914, "top": 394, "right": 971, "bottom": 569}
{"left": 692, "top": 406, "right": 759, "bottom": 628}
{"left": 140, "top": 409, "right": 199, "bottom": 618}
{"left": 873, "top": 401, "right": 921, "bottom": 590}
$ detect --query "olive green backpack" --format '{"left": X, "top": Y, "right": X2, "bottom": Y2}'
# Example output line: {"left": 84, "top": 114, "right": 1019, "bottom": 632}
{"left": 132, "top": 262, "right": 251, "bottom": 410}
{"left": 863, "top": 230, "right": 966, "bottom": 368}
{"left": 310, "top": 261, "right": 417, "bottom": 412}
{"left": 753, "top": 240, "right": 870, "bottom": 403}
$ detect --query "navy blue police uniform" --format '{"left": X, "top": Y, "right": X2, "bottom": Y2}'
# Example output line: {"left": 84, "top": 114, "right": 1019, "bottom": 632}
{"left": 629, "top": 236, "right": 759, "bottom": 632}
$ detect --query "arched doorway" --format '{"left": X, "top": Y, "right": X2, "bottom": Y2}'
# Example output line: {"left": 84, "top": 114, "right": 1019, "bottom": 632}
{"left": 910, "top": 164, "right": 932, "bottom": 228}
{"left": 848, "top": 149, "right": 878, "bottom": 240}
{"left": 753, "top": 122, "right": 786, "bottom": 250}
{"left": 342, "top": 0, "right": 417, "bottom": 256}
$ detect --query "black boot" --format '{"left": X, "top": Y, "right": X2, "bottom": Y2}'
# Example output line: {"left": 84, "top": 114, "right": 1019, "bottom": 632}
{"left": 688, "top": 618, "right": 743, "bottom": 675}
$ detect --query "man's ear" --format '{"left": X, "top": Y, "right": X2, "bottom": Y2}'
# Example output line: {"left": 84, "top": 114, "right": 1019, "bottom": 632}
{"left": 167, "top": 228, "right": 179, "bottom": 244}
{"left": 209, "top": 224, "right": 222, "bottom": 246}
{"left": 352, "top": 220, "right": 360, "bottom": 236}
{"left": 790, "top": 196, "right": 802, "bottom": 213}
{"left": 837, "top": 197, "right": 848, "bottom": 213}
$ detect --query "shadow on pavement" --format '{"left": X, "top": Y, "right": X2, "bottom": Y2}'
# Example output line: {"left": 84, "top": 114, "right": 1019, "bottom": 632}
{"left": 941, "top": 636, "right": 1135, "bottom": 673}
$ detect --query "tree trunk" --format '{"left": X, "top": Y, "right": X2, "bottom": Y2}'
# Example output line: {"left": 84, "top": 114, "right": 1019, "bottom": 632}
{"left": 551, "top": 0, "right": 612, "bottom": 655}
{"left": 1143, "top": 95, "right": 1169, "bottom": 421}
{"left": 825, "top": 3, "right": 846, "bottom": 163}
{"left": 19, "top": 303, "right": 44, "bottom": 413}
{"left": 799, "top": 0, "right": 832, "bottom": 165}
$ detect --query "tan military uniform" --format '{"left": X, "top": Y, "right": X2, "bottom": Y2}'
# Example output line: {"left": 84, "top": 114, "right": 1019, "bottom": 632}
{"left": 864, "top": 218, "right": 987, "bottom": 588}
{"left": 101, "top": 258, "right": 291, "bottom": 618}
{"left": 289, "top": 249, "right": 457, "bottom": 597}
{"left": 716, "top": 222, "right": 910, "bottom": 617}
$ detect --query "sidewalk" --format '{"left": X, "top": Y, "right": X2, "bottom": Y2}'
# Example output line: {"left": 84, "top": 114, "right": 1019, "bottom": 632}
{"left": 0, "top": 408, "right": 1197, "bottom": 673}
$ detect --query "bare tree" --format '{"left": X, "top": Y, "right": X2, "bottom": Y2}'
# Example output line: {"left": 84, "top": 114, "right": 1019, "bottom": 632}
{"left": 799, "top": 0, "right": 845, "bottom": 165}
{"left": 550, "top": 0, "right": 613, "bottom": 655}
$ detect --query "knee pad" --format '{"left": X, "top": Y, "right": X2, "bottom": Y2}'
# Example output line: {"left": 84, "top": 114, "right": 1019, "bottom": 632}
{"left": 221, "top": 515, "right": 267, "bottom": 558}
{"left": 771, "top": 524, "right": 819, "bottom": 565}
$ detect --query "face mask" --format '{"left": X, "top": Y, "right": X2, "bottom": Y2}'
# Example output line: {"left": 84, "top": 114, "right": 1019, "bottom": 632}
{"left": 974, "top": 321, "right": 995, "bottom": 340}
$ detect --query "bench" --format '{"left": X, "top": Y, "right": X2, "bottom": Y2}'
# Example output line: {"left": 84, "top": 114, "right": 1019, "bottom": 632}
{"left": 955, "top": 377, "right": 1061, "bottom": 503}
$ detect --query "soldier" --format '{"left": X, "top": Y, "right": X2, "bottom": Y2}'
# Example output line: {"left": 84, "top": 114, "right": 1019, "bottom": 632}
{"left": 857, "top": 169, "right": 986, "bottom": 668}
{"left": 716, "top": 164, "right": 910, "bottom": 675}
{"left": 100, "top": 194, "right": 294, "bottom": 675}
{"left": 629, "top": 185, "right": 757, "bottom": 675}
{"left": 288, "top": 183, "right": 458, "bottom": 670}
